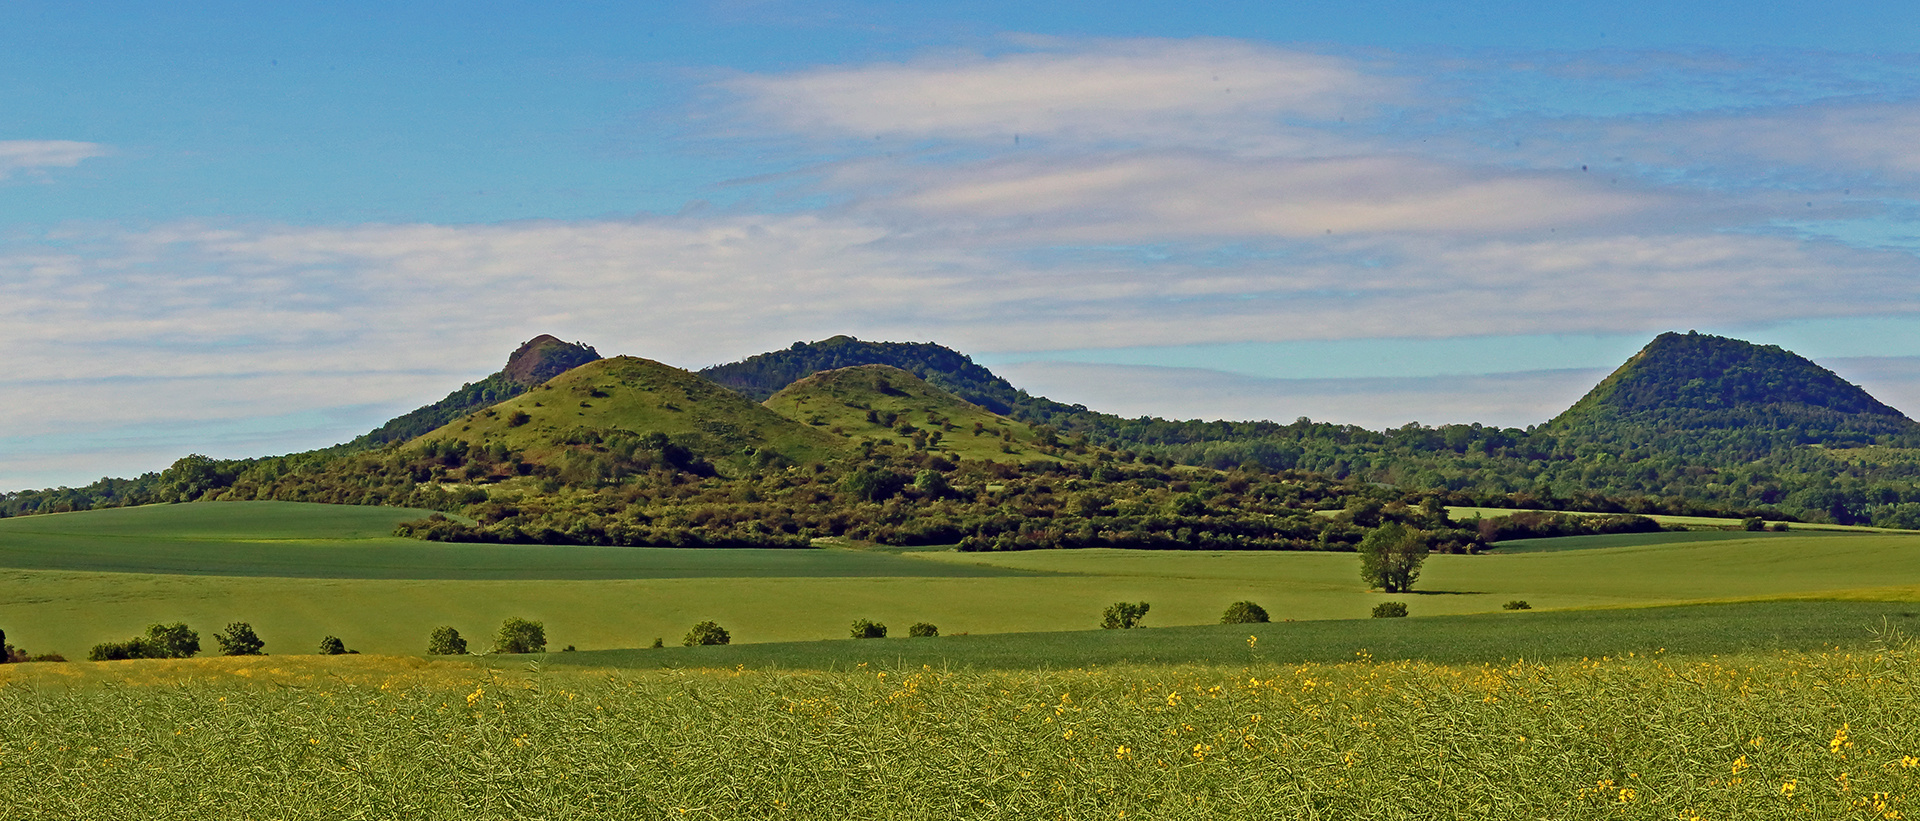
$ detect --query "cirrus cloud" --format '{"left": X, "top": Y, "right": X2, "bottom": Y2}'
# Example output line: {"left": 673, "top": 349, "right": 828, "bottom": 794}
{"left": 0, "top": 140, "right": 109, "bottom": 180}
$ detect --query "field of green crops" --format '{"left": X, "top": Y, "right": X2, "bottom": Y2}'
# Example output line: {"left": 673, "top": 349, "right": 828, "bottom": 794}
{"left": 8, "top": 501, "right": 1920, "bottom": 660}
{"left": 10, "top": 501, "right": 1920, "bottom": 817}
{"left": 8, "top": 641, "right": 1920, "bottom": 819}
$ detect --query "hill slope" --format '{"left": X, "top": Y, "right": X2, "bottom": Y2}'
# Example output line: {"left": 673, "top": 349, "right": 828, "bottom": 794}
{"left": 765, "top": 365, "right": 1080, "bottom": 463}
{"left": 419, "top": 355, "right": 844, "bottom": 475}
{"left": 1547, "top": 331, "right": 1916, "bottom": 449}
{"left": 353, "top": 335, "right": 601, "bottom": 448}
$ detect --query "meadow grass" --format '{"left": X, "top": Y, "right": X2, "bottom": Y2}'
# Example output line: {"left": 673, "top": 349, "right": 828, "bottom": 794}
{"left": 1446, "top": 505, "right": 1912, "bottom": 533}
{"left": 0, "top": 502, "right": 1032, "bottom": 579}
{"left": 11, "top": 504, "right": 1920, "bottom": 658}
{"left": 1483, "top": 529, "right": 1850, "bottom": 553}
{"left": 7, "top": 641, "right": 1920, "bottom": 819}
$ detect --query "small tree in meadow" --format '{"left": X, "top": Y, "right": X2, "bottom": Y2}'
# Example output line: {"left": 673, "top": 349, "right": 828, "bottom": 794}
{"left": 684, "top": 621, "right": 730, "bottom": 646}
{"left": 850, "top": 619, "right": 888, "bottom": 639}
{"left": 427, "top": 626, "right": 468, "bottom": 655}
{"left": 1102, "top": 601, "right": 1150, "bottom": 629}
{"left": 1358, "top": 522, "right": 1428, "bottom": 593}
{"left": 1372, "top": 601, "right": 1409, "bottom": 618}
{"left": 493, "top": 617, "right": 547, "bottom": 654}
{"left": 908, "top": 622, "right": 939, "bottom": 638}
{"left": 215, "top": 622, "right": 266, "bottom": 656}
{"left": 1221, "top": 601, "right": 1270, "bottom": 624}
{"left": 319, "top": 636, "right": 349, "bottom": 655}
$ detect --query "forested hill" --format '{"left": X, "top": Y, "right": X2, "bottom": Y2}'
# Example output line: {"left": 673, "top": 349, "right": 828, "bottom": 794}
{"left": 699, "top": 336, "right": 1033, "bottom": 414}
{"left": 349, "top": 335, "right": 601, "bottom": 449}
{"left": 1544, "top": 331, "right": 1918, "bottom": 457}
{"left": 1553, "top": 331, "right": 1911, "bottom": 427}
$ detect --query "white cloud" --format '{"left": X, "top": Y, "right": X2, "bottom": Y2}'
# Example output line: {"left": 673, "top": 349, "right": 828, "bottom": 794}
{"left": 0, "top": 140, "right": 109, "bottom": 179}
{"left": 860, "top": 151, "right": 1671, "bottom": 240}
{"left": 991, "top": 361, "right": 1608, "bottom": 428}
{"left": 726, "top": 38, "right": 1399, "bottom": 147}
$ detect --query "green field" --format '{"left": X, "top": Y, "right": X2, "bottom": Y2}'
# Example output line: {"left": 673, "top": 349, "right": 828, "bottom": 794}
{"left": 1482, "top": 529, "right": 1850, "bottom": 553}
{"left": 8, "top": 501, "right": 1920, "bottom": 661}
{"left": 1447, "top": 505, "right": 1912, "bottom": 533}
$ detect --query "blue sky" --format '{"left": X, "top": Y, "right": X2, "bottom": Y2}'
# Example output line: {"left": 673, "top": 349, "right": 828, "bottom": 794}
{"left": 7, "top": 1, "right": 1920, "bottom": 488}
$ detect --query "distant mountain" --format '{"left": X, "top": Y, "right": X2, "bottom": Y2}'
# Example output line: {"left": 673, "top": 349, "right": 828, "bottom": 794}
{"left": 764, "top": 364, "right": 1082, "bottom": 464}
{"left": 352, "top": 334, "right": 600, "bottom": 449}
{"left": 1546, "top": 331, "right": 1916, "bottom": 449}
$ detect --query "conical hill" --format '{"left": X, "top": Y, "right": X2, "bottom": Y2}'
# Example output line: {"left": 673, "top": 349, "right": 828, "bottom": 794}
{"left": 1546, "top": 331, "right": 1915, "bottom": 447}
{"left": 418, "top": 356, "right": 843, "bottom": 473}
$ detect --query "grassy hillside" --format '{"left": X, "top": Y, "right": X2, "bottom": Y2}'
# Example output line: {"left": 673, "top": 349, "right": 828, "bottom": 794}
{"left": 351, "top": 334, "right": 601, "bottom": 449}
{"left": 765, "top": 364, "right": 1078, "bottom": 464}
{"left": 421, "top": 355, "right": 844, "bottom": 473}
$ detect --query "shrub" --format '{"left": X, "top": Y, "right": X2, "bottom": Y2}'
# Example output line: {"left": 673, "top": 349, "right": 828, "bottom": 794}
{"left": 1742, "top": 517, "right": 1765, "bottom": 532}
{"left": 493, "top": 617, "right": 547, "bottom": 654}
{"left": 427, "top": 626, "right": 468, "bottom": 655}
{"left": 88, "top": 640, "right": 149, "bottom": 661}
{"left": 507, "top": 410, "right": 532, "bottom": 427}
{"left": 651, "top": 637, "right": 664, "bottom": 649}
{"left": 1503, "top": 600, "right": 1532, "bottom": 611}
{"left": 1102, "top": 601, "right": 1150, "bottom": 630}
{"left": 684, "top": 621, "right": 730, "bottom": 647}
{"left": 146, "top": 623, "right": 201, "bottom": 658}
{"left": 1221, "top": 601, "right": 1270, "bottom": 624}
{"left": 1372, "top": 601, "right": 1409, "bottom": 618}
{"left": 908, "top": 622, "right": 939, "bottom": 638}
{"left": 850, "top": 619, "right": 888, "bottom": 639}
{"left": 215, "top": 622, "right": 266, "bottom": 656}
{"left": 1768, "top": 522, "right": 1790, "bottom": 532}
{"left": 318, "top": 636, "right": 348, "bottom": 655}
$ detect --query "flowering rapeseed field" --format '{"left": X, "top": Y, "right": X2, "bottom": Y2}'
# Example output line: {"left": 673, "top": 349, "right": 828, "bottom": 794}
{"left": 4, "top": 646, "right": 1919, "bottom": 819}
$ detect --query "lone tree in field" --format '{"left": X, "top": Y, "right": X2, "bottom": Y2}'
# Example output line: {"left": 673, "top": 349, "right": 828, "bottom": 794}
{"left": 684, "top": 621, "right": 730, "bottom": 646}
{"left": 850, "top": 619, "right": 887, "bottom": 639}
{"left": 1358, "top": 522, "right": 1429, "bottom": 593}
{"left": 319, "top": 636, "right": 355, "bottom": 655}
{"left": 908, "top": 622, "right": 938, "bottom": 638}
{"left": 215, "top": 622, "right": 266, "bottom": 656}
{"left": 1102, "top": 601, "right": 1150, "bottom": 630}
{"left": 493, "top": 617, "right": 547, "bottom": 654}
{"left": 1221, "top": 601, "right": 1270, "bottom": 624}
{"left": 427, "top": 626, "right": 468, "bottom": 655}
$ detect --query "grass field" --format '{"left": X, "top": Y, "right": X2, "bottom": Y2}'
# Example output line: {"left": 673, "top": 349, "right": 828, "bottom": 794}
{"left": 1482, "top": 529, "right": 1851, "bottom": 553}
{"left": 1447, "top": 505, "right": 1912, "bottom": 533}
{"left": 9, "top": 502, "right": 1920, "bottom": 660}
{"left": 8, "top": 642, "right": 1920, "bottom": 819}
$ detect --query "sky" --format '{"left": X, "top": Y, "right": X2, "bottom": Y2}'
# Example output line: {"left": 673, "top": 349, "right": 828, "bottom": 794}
{"left": 7, "top": 1, "right": 1920, "bottom": 489}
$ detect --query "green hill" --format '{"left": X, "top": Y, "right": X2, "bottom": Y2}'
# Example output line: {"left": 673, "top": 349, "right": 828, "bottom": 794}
{"left": 1546, "top": 331, "right": 1917, "bottom": 450}
{"left": 352, "top": 334, "right": 601, "bottom": 448}
{"left": 419, "top": 355, "right": 844, "bottom": 475}
{"left": 765, "top": 365, "right": 1080, "bottom": 464}
{"left": 701, "top": 335, "right": 1037, "bottom": 414}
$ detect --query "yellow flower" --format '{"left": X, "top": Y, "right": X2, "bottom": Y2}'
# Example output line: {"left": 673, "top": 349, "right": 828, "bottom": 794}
{"left": 1782, "top": 780, "right": 1798, "bottom": 797}
{"left": 1733, "top": 755, "right": 1749, "bottom": 775}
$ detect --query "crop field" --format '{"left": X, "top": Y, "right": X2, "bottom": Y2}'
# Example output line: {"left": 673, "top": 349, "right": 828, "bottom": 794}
{"left": 7, "top": 502, "right": 1920, "bottom": 660}
{"left": 8, "top": 641, "right": 1920, "bottom": 819}
{"left": 1446, "top": 505, "right": 1910, "bottom": 533}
